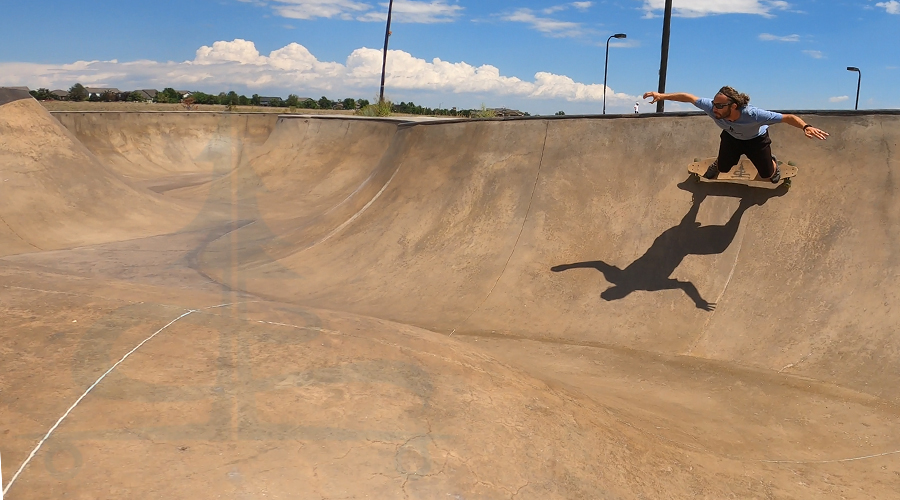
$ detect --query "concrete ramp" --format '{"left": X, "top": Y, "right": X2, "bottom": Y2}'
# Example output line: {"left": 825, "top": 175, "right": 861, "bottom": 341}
{"left": 203, "top": 113, "right": 900, "bottom": 398}
{"left": 53, "top": 111, "right": 279, "bottom": 192}
{"left": 1, "top": 106, "right": 899, "bottom": 499}
{"left": 0, "top": 98, "right": 189, "bottom": 254}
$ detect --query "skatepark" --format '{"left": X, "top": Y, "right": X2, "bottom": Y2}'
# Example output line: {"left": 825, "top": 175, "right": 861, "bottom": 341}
{"left": 1, "top": 86, "right": 899, "bottom": 498}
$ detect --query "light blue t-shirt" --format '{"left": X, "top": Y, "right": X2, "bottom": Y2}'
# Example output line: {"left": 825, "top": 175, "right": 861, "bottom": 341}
{"left": 693, "top": 98, "right": 783, "bottom": 140}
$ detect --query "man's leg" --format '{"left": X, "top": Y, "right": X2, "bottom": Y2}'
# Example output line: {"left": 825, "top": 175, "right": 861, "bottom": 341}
{"left": 705, "top": 131, "right": 742, "bottom": 179}
{"left": 746, "top": 132, "right": 777, "bottom": 180}
{"left": 716, "top": 131, "right": 743, "bottom": 172}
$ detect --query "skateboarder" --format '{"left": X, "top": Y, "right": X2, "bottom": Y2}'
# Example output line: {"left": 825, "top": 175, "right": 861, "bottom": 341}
{"left": 642, "top": 86, "right": 829, "bottom": 182}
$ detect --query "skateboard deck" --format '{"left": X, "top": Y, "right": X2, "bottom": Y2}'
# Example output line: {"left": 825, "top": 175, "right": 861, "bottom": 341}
{"left": 688, "top": 157, "right": 797, "bottom": 188}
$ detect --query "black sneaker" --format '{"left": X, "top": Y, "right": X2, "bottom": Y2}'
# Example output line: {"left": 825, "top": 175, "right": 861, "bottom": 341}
{"left": 703, "top": 160, "right": 719, "bottom": 179}
{"left": 770, "top": 155, "right": 781, "bottom": 183}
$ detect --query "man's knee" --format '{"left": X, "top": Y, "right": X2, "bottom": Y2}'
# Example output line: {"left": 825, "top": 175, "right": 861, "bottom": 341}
{"left": 717, "top": 158, "right": 739, "bottom": 172}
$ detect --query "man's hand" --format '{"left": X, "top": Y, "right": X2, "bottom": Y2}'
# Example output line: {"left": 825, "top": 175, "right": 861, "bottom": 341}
{"left": 804, "top": 126, "right": 829, "bottom": 140}
{"left": 643, "top": 91, "right": 662, "bottom": 103}
{"left": 783, "top": 114, "right": 829, "bottom": 140}
{"left": 642, "top": 91, "right": 697, "bottom": 104}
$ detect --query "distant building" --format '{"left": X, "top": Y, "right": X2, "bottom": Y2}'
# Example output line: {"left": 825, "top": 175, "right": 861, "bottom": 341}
{"left": 138, "top": 89, "right": 158, "bottom": 101}
{"left": 1, "top": 86, "right": 30, "bottom": 91}
{"left": 51, "top": 89, "right": 69, "bottom": 100}
{"left": 258, "top": 97, "right": 279, "bottom": 106}
{"left": 115, "top": 89, "right": 157, "bottom": 101}
{"left": 85, "top": 87, "right": 121, "bottom": 99}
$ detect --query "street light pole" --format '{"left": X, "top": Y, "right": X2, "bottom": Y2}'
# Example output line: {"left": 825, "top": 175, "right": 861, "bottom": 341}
{"left": 847, "top": 66, "right": 861, "bottom": 110}
{"left": 603, "top": 33, "right": 627, "bottom": 114}
{"left": 379, "top": 0, "right": 395, "bottom": 104}
{"left": 656, "top": 0, "right": 673, "bottom": 113}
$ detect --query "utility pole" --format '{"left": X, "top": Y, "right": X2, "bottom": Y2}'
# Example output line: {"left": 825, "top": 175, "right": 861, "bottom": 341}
{"left": 379, "top": 0, "right": 394, "bottom": 103}
{"left": 656, "top": 0, "right": 673, "bottom": 113}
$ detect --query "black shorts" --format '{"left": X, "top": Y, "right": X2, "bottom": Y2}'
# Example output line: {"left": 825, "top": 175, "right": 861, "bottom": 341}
{"left": 716, "top": 130, "right": 775, "bottom": 178}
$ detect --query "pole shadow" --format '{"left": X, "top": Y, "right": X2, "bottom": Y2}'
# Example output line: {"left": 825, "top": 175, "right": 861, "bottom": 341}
{"left": 551, "top": 178, "right": 788, "bottom": 311}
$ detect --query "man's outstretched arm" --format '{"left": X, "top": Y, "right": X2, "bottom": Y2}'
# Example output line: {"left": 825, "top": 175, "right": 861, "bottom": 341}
{"left": 642, "top": 91, "right": 699, "bottom": 104}
{"left": 780, "top": 114, "right": 829, "bottom": 140}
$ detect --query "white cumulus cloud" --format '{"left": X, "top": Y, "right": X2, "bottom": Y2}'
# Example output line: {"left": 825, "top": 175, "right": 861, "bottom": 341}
{"left": 0, "top": 39, "right": 640, "bottom": 108}
{"left": 641, "top": 0, "right": 791, "bottom": 18}
{"left": 803, "top": 50, "right": 825, "bottom": 59}
{"left": 829, "top": 96, "right": 849, "bottom": 103}
{"left": 876, "top": 1, "right": 900, "bottom": 14}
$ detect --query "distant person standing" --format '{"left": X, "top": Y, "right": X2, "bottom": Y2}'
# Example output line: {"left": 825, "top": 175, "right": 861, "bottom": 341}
{"left": 634, "top": 102, "right": 640, "bottom": 114}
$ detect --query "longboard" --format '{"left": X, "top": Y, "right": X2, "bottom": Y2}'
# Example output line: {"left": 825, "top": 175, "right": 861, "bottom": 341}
{"left": 688, "top": 157, "right": 797, "bottom": 188}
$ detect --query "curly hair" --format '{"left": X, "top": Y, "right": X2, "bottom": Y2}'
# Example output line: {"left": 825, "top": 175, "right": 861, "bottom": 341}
{"left": 717, "top": 86, "right": 750, "bottom": 108}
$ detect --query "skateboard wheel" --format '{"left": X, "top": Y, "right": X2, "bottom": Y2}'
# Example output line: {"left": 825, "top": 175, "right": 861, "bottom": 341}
{"left": 784, "top": 178, "right": 792, "bottom": 188}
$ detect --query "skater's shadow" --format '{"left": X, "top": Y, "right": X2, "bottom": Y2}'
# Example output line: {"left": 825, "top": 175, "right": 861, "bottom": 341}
{"left": 550, "top": 179, "right": 787, "bottom": 311}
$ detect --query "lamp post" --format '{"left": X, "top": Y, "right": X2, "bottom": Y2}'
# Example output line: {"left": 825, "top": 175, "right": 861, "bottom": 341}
{"left": 379, "top": 0, "right": 395, "bottom": 104}
{"left": 846, "top": 66, "right": 861, "bottom": 110}
{"left": 603, "top": 33, "right": 627, "bottom": 114}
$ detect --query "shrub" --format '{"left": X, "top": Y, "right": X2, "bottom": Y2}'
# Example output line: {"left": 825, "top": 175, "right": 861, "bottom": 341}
{"left": 356, "top": 98, "right": 393, "bottom": 117}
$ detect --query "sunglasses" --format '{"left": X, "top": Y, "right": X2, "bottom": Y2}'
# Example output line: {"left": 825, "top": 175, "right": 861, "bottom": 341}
{"left": 712, "top": 101, "right": 734, "bottom": 109}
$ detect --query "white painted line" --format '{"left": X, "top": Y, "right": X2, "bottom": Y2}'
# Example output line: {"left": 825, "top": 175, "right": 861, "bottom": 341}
{"left": 759, "top": 449, "right": 900, "bottom": 464}
{"left": 1, "top": 309, "right": 196, "bottom": 497}
{"left": 202, "top": 301, "right": 260, "bottom": 310}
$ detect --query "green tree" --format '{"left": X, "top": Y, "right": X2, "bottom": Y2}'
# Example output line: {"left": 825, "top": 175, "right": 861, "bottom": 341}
{"left": 156, "top": 88, "right": 181, "bottom": 103}
{"left": 317, "top": 96, "right": 333, "bottom": 109}
{"left": 125, "top": 91, "right": 147, "bottom": 102}
{"left": 29, "top": 88, "right": 56, "bottom": 100}
{"left": 251, "top": 94, "right": 261, "bottom": 106}
{"left": 101, "top": 90, "right": 118, "bottom": 102}
{"left": 342, "top": 98, "right": 356, "bottom": 110}
{"left": 285, "top": 94, "right": 300, "bottom": 108}
{"left": 190, "top": 91, "right": 217, "bottom": 105}
{"left": 68, "top": 83, "right": 88, "bottom": 102}
{"left": 239, "top": 95, "right": 249, "bottom": 106}
{"left": 357, "top": 98, "right": 370, "bottom": 108}
{"left": 555, "top": 111, "right": 566, "bottom": 116}
{"left": 269, "top": 97, "right": 284, "bottom": 108}
{"left": 300, "top": 98, "right": 318, "bottom": 109}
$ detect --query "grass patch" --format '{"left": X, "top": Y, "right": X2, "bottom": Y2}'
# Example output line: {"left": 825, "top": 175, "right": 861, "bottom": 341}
{"left": 470, "top": 103, "right": 496, "bottom": 119}
{"left": 357, "top": 99, "right": 393, "bottom": 117}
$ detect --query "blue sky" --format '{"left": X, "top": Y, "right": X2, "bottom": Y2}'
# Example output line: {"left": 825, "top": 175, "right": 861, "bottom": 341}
{"left": 1, "top": 0, "right": 898, "bottom": 114}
